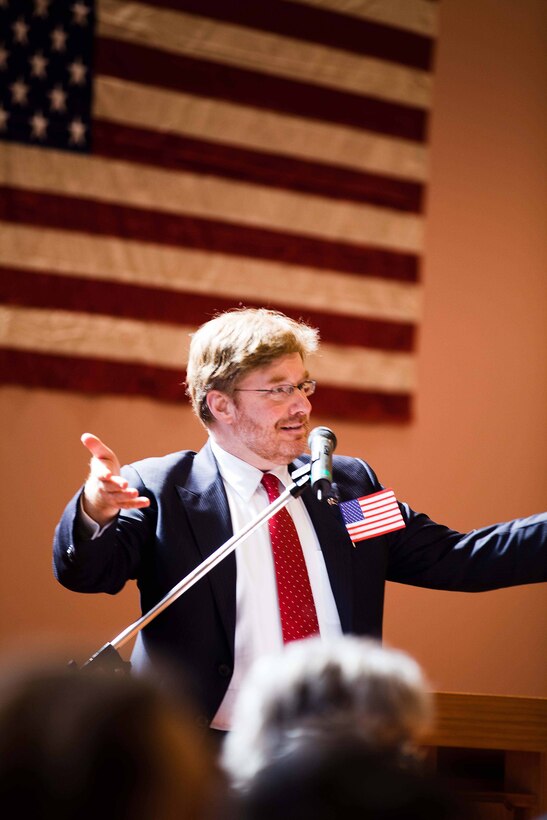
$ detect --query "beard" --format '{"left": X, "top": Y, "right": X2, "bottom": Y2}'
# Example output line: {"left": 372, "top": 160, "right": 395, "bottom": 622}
{"left": 232, "top": 404, "right": 310, "bottom": 466}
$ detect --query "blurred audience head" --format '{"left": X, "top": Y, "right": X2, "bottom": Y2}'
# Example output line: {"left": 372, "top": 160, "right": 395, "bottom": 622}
{"left": 222, "top": 636, "right": 433, "bottom": 790}
{"left": 0, "top": 660, "right": 217, "bottom": 820}
{"left": 239, "top": 740, "right": 465, "bottom": 820}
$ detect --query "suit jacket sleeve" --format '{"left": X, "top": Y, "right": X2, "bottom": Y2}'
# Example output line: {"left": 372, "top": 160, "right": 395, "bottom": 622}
{"left": 53, "top": 463, "right": 156, "bottom": 594}
{"left": 333, "top": 457, "right": 546, "bottom": 592}
{"left": 386, "top": 505, "right": 546, "bottom": 591}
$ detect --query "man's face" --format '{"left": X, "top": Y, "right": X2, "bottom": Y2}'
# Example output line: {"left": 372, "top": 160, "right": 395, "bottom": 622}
{"left": 226, "top": 352, "right": 313, "bottom": 469}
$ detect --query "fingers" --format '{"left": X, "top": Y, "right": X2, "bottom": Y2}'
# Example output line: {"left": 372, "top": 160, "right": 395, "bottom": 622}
{"left": 81, "top": 432, "right": 116, "bottom": 461}
{"left": 96, "top": 474, "right": 150, "bottom": 509}
{"left": 80, "top": 432, "right": 149, "bottom": 522}
{"left": 81, "top": 432, "right": 121, "bottom": 480}
{"left": 98, "top": 473, "right": 129, "bottom": 491}
{"left": 99, "top": 486, "right": 151, "bottom": 510}
{"left": 83, "top": 472, "right": 150, "bottom": 524}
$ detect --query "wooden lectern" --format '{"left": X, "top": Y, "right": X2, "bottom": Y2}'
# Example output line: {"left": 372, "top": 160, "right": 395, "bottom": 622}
{"left": 425, "top": 693, "right": 547, "bottom": 820}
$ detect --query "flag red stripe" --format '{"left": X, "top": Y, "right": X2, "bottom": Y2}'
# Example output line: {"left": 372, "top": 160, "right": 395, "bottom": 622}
{"left": 143, "top": 0, "right": 435, "bottom": 71}
{"left": 0, "top": 267, "right": 415, "bottom": 352}
{"left": 0, "top": 349, "right": 411, "bottom": 422}
{"left": 93, "top": 119, "right": 424, "bottom": 213}
{"left": 0, "top": 348, "right": 185, "bottom": 403}
{"left": 313, "top": 384, "right": 410, "bottom": 422}
{"left": 95, "top": 37, "right": 428, "bottom": 143}
{"left": 0, "top": 187, "right": 420, "bottom": 282}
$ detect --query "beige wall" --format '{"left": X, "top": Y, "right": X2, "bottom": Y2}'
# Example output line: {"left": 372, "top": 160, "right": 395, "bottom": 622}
{"left": 1, "top": 0, "right": 545, "bottom": 695}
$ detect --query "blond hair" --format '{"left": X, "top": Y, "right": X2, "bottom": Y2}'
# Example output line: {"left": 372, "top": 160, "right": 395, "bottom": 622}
{"left": 186, "top": 308, "right": 319, "bottom": 426}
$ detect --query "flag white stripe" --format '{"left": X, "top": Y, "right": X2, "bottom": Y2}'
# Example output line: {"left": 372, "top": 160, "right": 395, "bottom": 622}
{"left": 308, "top": 344, "right": 415, "bottom": 391}
{"left": 0, "top": 226, "right": 422, "bottom": 323}
{"left": 0, "top": 306, "right": 414, "bottom": 392}
{"left": 2, "top": 144, "right": 424, "bottom": 253}
{"left": 290, "top": 0, "right": 439, "bottom": 37}
{"left": 360, "top": 496, "right": 400, "bottom": 510}
{"left": 95, "top": 77, "right": 429, "bottom": 183}
{"left": 0, "top": 306, "right": 191, "bottom": 369}
{"left": 99, "top": 0, "right": 433, "bottom": 109}
{"left": 357, "top": 489, "right": 398, "bottom": 504}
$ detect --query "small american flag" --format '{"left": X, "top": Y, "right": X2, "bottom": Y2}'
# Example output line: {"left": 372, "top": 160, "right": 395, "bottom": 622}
{"left": 340, "top": 488, "right": 405, "bottom": 543}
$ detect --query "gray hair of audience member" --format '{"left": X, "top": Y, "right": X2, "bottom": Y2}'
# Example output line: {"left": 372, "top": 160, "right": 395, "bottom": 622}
{"left": 0, "top": 662, "right": 217, "bottom": 820}
{"left": 222, "top": 636, "right": 434, "bottom": 791}
{"left": 185, "top": 308, "right": 319, "bottom": 427}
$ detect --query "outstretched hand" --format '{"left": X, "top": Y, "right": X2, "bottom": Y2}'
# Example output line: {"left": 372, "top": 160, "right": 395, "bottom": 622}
{"left": 81, "top": 433, "right": 150, "bottom": 527}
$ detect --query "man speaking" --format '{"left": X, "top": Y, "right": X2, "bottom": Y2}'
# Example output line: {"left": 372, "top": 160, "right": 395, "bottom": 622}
{"left": 53, "top": 308, "right": 546, "bottom": 730}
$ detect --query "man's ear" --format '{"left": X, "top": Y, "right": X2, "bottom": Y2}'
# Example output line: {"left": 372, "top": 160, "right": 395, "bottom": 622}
{"left": 206, "top": 390, "right": 236, "bottom": 424}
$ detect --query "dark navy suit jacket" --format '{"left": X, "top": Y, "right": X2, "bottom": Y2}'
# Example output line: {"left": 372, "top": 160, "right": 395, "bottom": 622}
{"left": 53, "top": 442, "right": 546, "bottom": 722}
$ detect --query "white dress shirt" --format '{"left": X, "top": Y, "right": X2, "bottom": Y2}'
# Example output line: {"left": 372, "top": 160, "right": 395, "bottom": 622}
{"left": 209, "top": 437, "right": 342, "bottom": 730}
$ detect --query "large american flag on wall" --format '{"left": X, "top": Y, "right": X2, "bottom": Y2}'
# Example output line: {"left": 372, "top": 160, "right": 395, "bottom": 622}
{"left": 0, "top": 0, "right": 438, "bottom": 422}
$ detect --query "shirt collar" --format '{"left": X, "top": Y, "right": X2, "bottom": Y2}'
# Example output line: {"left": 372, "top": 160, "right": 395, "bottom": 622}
{"left": 209, "top": 436, "right": 293, "bottom": 502}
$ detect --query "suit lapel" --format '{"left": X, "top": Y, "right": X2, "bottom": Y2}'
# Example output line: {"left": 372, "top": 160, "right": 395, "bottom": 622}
{"left": 175, "top": 441, "right": 237, "bottom": 652}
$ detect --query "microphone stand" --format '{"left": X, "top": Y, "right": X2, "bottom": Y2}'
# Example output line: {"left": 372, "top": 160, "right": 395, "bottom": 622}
{"left": 78, "top": 463, "right": 312, "bottom": 673}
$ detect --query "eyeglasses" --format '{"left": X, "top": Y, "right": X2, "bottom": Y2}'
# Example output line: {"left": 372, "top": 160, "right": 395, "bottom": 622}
{"left": 234, "top": 379, "right": 316, "bottom": 401}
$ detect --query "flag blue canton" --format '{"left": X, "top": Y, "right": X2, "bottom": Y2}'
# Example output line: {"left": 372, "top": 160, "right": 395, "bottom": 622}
{"left": 339, "top": 498, "right": 365, "bottom": 525}
{"left": 0, "top": 0, "right": 94, "bottom": 151}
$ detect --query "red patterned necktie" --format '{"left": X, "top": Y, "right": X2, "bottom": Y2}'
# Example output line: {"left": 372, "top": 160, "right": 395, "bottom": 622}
{"left": 261, "top": 473, "right": 320, "bottom": 643}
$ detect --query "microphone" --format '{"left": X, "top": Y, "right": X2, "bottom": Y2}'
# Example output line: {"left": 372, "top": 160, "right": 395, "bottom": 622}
{"left": 307, "top": 426, "right": 337, "bottom": 501}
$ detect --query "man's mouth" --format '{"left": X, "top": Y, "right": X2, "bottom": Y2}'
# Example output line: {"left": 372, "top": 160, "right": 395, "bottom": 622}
{"left": 279, "top": 419, "right": 308, "bottom": 433}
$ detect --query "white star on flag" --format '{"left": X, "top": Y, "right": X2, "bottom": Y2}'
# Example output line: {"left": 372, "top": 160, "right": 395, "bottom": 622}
{"left": 51, "top": 26, "right": 67, "bottom": 52}
{"left": 30, "top": 111, "right": 48, "bottom": 140}
{"left": 72, "top": 2, "right": 90, "bottom": 26}
{"left": 68, "top": 116, "right": 86, "bottom": 145}
{"left": 68, "top": 58, "right": 87, "bottom": 85}
{"left": 48, "top": 84, "right": 67, "bottom": 112}
{"left": 12, "top": 18, "right": 30, "bottom": 45}
{"left": 33, "top": 0, "right": 50, "bottom": 17}
{"left": 10, "top": 78, "right": 29, "bottom": 106}
{"left": 30, "top": 51, "right": 48, "bottom": 79}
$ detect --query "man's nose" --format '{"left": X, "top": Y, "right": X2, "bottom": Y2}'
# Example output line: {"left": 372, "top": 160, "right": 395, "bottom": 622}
{"left": 290, "top": 386, "right": 312, "bottom": 414}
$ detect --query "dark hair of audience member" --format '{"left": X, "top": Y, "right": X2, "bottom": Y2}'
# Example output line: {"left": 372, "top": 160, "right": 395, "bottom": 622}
{"left": 239, "top": 740, "right": 467, "bottom": 820}
{"left": 0, "top": 663, "right": 217, "bottom": 820}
